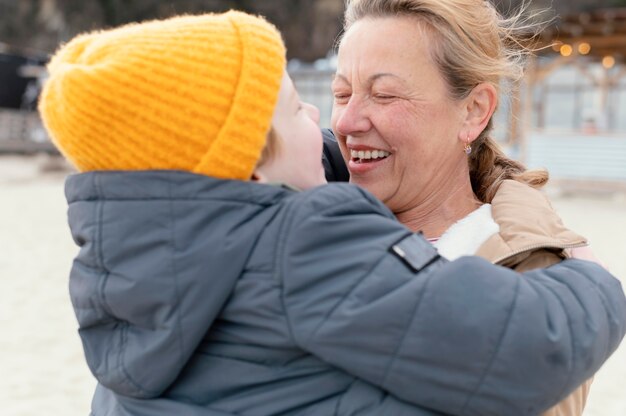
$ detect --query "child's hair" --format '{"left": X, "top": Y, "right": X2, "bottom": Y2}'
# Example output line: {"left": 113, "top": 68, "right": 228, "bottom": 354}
{"left": 258, "top": 127, "right": 282, "bottom": 168}
{"left": 39, "top": 11, "right": 286, "bottom": 181}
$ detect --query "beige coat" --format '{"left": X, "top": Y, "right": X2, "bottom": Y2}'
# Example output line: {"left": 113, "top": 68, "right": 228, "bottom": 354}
{"left": 477, "top": 180, "right": 592, "bottom": 416}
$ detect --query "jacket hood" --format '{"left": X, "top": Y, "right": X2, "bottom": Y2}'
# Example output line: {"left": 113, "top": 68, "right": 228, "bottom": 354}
{"left": 476, "top": 180, "right": 587, "bottom": 265}
{"left": 65, "top": 170, "right": 292, "bottom": 398}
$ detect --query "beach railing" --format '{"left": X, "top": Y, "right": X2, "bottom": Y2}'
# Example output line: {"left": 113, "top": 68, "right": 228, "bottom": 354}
{"left": 0, "top": 109, "right": 55, "bottom": 153}
{"left": 527, "top": 131, "right": 626, "bottom": 191}
{"left": 290, "top": 68, "right": 334, "bottom": 128}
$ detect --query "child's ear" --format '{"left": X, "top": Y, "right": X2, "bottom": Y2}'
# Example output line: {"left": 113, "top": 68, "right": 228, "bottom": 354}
{"left": 251, "top": 168, "right": 268, "bottom": 183}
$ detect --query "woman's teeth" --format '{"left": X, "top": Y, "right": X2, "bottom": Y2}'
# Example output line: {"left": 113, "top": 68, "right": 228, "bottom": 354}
{"left": 350, "top": 149, "right": 390, "bottom": 161}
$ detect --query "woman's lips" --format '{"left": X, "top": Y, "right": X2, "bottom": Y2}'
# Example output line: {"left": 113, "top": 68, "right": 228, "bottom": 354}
{"left": 348, "top": 151, "right": 390, "bottom": 174}
{"left": 350, "top": 148, "right": 390, "bottom": 162}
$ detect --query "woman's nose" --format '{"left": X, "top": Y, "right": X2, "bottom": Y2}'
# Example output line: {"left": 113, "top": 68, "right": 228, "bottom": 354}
{"left": 332, "top": 97, "right": 371, "bottom": 136}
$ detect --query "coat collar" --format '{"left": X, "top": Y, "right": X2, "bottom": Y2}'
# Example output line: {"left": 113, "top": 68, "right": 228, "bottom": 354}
{"left": 475, "top": 180, "right": 587, "bottom": 266}
{"left": 433, "top": 204, "right": 499, "bottom": 261}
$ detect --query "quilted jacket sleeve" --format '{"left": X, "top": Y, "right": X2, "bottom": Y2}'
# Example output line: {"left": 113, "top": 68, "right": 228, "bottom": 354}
{"left": 279, "top": 184, "right": 626, "bottom": 416}
{"left": 515, "top": 249, "right": 592, "bottom": 416}
{"left": 65, "top": 173, "right": 249, "bottom": 399}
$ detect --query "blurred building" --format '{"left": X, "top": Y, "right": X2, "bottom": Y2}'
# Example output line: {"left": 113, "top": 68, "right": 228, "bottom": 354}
{"left": 497, "top": 1, "right": 626, "bottom": 188}
{"left": 0, "top": 0, "right": 344, "bottom": 62}
{"left": 0, "top": 47, "right": 46, "bottom": 110}
{"left": 2, "top": 0, "right": 626, "bottom": 187}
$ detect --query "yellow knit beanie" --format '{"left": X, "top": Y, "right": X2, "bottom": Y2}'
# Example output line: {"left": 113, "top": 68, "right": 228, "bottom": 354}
{"left": 39, "top": 11, "right": 286, "bottom": 180}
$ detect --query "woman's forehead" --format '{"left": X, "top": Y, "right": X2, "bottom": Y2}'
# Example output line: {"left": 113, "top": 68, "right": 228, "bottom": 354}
{"left": 341, "top": 15, "right": 434, "bottom": 47}
{"left": 337, "top": 18, "right": 439, "bottom": 83}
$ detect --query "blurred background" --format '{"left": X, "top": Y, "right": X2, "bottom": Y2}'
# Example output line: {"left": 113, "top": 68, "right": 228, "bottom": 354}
{"left": 1, "top": 1, "right": 625, "bottom": 415}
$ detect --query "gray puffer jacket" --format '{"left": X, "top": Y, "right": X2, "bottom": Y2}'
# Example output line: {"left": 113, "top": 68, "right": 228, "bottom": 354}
{"left": 65, "top": 171, "right": 626, "bottom": 416}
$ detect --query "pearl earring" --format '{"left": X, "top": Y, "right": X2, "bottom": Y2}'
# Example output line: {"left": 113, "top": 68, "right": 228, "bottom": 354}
{"left": 464, "top": 135, "right": 472, "bottom": 155}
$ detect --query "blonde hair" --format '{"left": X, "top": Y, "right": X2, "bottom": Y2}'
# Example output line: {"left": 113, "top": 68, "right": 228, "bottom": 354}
{"left": 257, "top": 127, "right": 282, "bottom": 169}
{"left": 343, "top": 0, "right": 548, "bottom": 202}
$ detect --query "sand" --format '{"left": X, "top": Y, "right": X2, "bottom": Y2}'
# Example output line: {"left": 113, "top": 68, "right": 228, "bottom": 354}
{"left": 1, "top": 155, "right": 624, "bottom": 416}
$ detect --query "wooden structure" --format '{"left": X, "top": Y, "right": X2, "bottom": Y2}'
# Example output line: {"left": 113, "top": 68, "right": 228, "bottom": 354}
{"left": 549, "top": 8, "right": 626, "bottom": 59}
{"left": 501, "top": 8, "right": 626, "bottom": 188}
{"left": 512, "top": 9, "right": 626, "bottom": 136}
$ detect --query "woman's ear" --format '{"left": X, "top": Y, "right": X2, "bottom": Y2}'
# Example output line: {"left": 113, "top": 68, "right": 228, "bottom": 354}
{"left": 461, "top": 83, "right": 497, "bottom": 143}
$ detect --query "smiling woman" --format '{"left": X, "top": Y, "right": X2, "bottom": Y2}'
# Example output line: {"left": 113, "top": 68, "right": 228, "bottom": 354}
{"left": 331, "top": 0, "right": 548, "bottom": 236}
{"left": 327, "top": 1, "right": 600, "bottom": 415}
{"left": 332, "top": 16, "right": 476, "bottom": 223}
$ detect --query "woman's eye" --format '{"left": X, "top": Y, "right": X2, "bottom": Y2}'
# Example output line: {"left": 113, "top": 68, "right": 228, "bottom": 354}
{"left": 333, "top": 93, "right": 351, "bottom": 103}
{"left": 374, "top": 94, "right": 395, "bottom": 100}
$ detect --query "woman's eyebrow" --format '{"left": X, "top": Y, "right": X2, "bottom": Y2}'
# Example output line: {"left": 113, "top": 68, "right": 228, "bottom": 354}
{"left": 332, "top": 73, "right": 349, "bottom": 85}
{"left": 369, "top": 73, "right": 409, "bottom": 89}
{"left": 370, "top": 73, "right": 399, "bottom": 82}
{"left": 332, "top": 72, "right": 405, "bottom": 86}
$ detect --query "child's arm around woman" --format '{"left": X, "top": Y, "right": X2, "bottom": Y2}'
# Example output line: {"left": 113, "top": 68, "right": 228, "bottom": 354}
{"left": 279, "top": 183, "right": 625, "bottom": 416}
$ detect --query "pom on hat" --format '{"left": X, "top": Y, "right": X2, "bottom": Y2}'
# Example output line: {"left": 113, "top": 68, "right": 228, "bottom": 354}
{"left": 39, "top": 11, "right": 286, "bottom": 180}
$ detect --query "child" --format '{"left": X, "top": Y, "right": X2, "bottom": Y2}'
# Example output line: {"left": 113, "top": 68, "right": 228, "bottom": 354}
{"left": 39, "top": 11, "right": 625, "bottom": 416}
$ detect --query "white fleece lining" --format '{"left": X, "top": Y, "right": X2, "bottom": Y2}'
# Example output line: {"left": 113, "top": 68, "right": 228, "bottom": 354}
{"left": 433, "top": 204, "right": 499, "bottom": 261}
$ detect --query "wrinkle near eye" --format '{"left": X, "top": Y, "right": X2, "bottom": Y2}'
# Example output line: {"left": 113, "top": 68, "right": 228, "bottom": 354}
{"left": 332, "top": 73, "right": 351, "bottom": 87}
